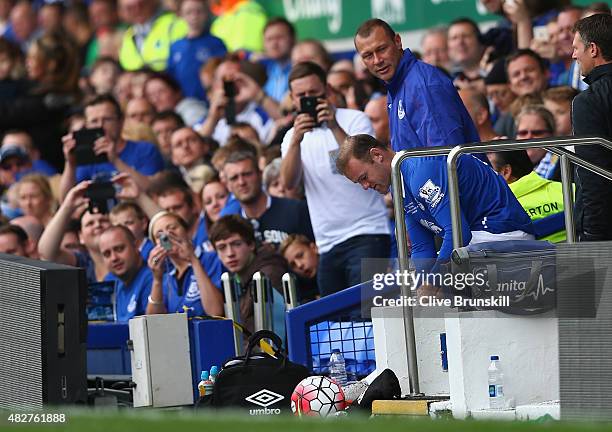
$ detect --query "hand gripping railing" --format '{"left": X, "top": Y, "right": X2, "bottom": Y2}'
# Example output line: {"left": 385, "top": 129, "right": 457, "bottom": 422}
{"left": 391, "top": 145, "right": 457, "bottom": 396}
{"left": 390, "top": 135, "right": 612, "bottom": 396}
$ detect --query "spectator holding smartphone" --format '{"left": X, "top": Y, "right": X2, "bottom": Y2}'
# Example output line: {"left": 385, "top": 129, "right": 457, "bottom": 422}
{"left": 196, "top": 54, "right": 275, "bottom": 145}
{"left": 40, "top": 173, "right": 160, "bottom": 283}
{"left": 59, "top": 94, "right": 165, "bottom": 201}
{"left": 280, "top": 61, "right": 390, "bottom": 296}
{"left": 38, "top": 181, "right": 112, "bottom": 283}
{"left": 146, "top": 210, "right": 224, "bottom": 317}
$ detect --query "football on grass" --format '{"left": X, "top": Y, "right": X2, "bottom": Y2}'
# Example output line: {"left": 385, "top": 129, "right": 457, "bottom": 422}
{"left": 291, "top": 375, "right": 347, "bottom": 417}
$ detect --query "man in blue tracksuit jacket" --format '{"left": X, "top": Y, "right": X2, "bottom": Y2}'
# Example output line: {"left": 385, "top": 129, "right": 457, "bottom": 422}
{"left": 355, "top": 19, "right": 481, "bottom": 152}
{"left": 336, "top": 134, "right": 534, "bottom": 273}
{"left": 168, "top": 32, "right": 227, "bottom": 101}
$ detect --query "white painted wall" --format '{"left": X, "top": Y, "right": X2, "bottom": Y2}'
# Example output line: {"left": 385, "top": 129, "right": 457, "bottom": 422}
{"left": 372, "top": 305, "right": 450, "bottom": 396}
{"left": 372, "top": 306, "right": 559, "bottom": 419}
{"left": 445, "top": 310, "right": 559, "bottom": 418}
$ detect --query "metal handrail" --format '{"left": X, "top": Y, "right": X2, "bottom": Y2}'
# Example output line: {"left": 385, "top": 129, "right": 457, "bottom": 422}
{"left": 391, "top": 145, "right": 456, "bottom": 396}
{"left": 447, "top": 136, "right": 612, "bottom": 249}
{"left": 252, "top": 272, "right": 274, "bottom": 332}
{"left": 222, "top": 272, "right": 243, "bottom": 355}
{"left": 390, "top": 135, "right": 612, "bottom": 396}
{"left": 282, "top": 273, "right": 299, "bottom": 311}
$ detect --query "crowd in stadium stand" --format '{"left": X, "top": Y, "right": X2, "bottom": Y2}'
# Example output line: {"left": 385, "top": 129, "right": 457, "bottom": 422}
{"left": 0, "top": 0, "right": 610, "bottom": 328}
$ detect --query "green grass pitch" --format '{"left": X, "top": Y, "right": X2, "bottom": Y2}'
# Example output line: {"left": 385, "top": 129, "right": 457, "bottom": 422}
{"left": 2, "top": 410, "right": 612, "bottom": 432}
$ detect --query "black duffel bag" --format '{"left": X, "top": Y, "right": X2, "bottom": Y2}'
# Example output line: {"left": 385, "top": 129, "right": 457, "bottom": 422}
{"left": 209, "top": 330, "right": 310, "bottom": 415}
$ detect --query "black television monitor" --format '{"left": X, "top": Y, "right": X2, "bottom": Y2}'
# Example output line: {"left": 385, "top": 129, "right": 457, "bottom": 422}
{"left": 0, "top": 254, "right": 88, "bottom": 409}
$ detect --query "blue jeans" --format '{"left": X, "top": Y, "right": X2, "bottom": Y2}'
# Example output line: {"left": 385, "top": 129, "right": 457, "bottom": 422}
{"left": 317, "top": 234, "right": 391, "bottom": 297}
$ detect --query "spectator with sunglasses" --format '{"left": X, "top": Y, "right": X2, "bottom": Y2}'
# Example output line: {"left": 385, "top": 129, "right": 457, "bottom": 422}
{"left": 1, "top": 130, "right": 57, "bottom": 176}
{"left": 514, "top": 104, "right": 557, "bottom": 179}
{"left": 0, "top": 145, "right": 31, "bottom": 190}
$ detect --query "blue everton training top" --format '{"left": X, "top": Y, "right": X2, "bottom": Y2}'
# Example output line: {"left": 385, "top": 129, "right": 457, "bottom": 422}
{"left": 104, "top": 264, "right": 153, "bottom": 322}
{"left": 386, "top": 49, "right": 480, "bottom": 151}
{"left": 161, "top": 250, "right": 224, "bottom": 316}
{"left": 400, "top": 154, "right": 533, "bottom": 271}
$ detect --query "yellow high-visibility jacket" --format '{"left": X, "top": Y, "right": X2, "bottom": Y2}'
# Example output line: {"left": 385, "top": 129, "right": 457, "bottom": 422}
{"left": 509, "top": 171, "right": 566, "bottom": 242}
{"left": 119, "top": 12, "right": 188, "bottom": 71}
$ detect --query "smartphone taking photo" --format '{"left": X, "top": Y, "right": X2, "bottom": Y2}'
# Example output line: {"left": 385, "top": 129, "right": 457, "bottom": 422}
{"left": 159, "top": 233, "right": 172, "bottom": 251}
{"left": 533, "top": 25, "right": 549, "bottom": 42}
{"left": 300, "top": 96, "right": 321, "bottom": 127}
{"left": 224, "top": 80, "right": 237, "bottom": 125}
{"left": 85, "top": 180, "right": 116, "bottom": 214}
{"left": 73, "top": 128, "right": 106, "bottom": 166}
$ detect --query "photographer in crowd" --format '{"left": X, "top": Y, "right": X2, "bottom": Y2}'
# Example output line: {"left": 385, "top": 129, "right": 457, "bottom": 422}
{"left": 38, "top": 181, "right": 112, "bottom": 283}
{"left": 59, "top": 94, "right": 165, "bottom": 200}
{"left": 146, "top": 211, "right": 224, "bottom": 317}
{"left": 280, "top": 61, "right": 390, "bottom": 296}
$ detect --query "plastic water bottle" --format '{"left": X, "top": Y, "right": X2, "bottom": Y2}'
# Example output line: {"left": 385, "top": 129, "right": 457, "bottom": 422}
{"left": 203, "top": 374, "right": 214, "bottom": 396}
{"left": 198, "top": 371, "right": 209, "bottom": 397}
{"left": 209, "top": 365, "right": 219, "bottom": 384}
{"left": 488, "top": 355, "right": 505, "bottom": 409}
{"left": 329, "top": 349, "right": 348, "bottom": 387}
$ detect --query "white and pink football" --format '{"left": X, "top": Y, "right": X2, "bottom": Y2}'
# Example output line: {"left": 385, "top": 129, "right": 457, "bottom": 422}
{"left": 290, "top": 375, "right": 347, "bottom": 417}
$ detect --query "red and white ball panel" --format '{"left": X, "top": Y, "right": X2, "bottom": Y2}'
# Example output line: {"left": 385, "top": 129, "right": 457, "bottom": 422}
{"left": 290, "top": 375, "right": 347, "bottom": 417}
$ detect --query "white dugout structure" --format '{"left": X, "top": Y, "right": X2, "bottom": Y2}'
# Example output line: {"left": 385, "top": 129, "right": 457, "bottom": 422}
{"left": 372, "top": 136, "right": 612, "bottom": 419}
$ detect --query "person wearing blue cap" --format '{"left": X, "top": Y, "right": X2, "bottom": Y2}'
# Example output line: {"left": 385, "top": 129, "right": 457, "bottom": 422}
{"left": 2, "top": 130, "right": 58, "bottom": 176}
{"left": 0, "top": 145, "right": 31, "bottom": 189}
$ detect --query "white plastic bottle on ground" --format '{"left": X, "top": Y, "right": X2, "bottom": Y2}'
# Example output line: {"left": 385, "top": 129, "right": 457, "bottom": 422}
{"left": 329, "top": 349, "right": 348, "bottom": 387}
{"left": 488, "top": 355, "right": 505, "bottom": 409}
